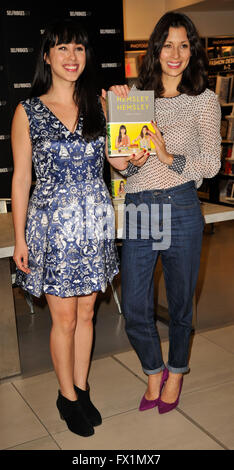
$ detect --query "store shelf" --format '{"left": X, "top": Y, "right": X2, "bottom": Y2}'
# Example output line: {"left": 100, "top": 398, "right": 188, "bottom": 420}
{"left": 221, "top": 102, "right": 234, "bottom": 106}
{"left": 219, "top": 172, "right": 234, "bottom": 178}
{"left": 220, "top": 196, "right": 234, "bottom": 204}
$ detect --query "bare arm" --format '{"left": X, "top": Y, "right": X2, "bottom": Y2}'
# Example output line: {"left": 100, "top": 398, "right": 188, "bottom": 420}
{"left": 11, "top": 103, "right": 32, "bottom": 274}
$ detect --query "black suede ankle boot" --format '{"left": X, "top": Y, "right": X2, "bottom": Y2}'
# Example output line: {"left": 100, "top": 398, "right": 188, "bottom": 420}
{"left": 74, "top": 385, "right": 102, "bottom": 426}
{"left": 56, "top": 390, "right": 94, "bottom": 437}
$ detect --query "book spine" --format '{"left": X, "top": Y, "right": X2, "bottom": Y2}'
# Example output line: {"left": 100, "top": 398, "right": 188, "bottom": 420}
{"left": 227, "top": 121, "right": 234, "bottom": 141}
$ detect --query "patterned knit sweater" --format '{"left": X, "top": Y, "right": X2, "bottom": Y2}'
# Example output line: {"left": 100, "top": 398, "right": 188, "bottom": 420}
{"left": 121, "top": 88, "right": 221, "bottom": 192}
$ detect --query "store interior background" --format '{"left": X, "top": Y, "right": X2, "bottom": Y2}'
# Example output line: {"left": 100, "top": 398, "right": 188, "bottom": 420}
{"left": 124, "top": 0, "right": 234, "bottom": 39}
{"left": 8, "top": 0, "right": 234, "bottom": 377}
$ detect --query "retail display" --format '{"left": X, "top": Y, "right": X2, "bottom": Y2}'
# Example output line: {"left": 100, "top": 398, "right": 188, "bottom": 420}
{"left": 199, "top": 36, "right": 234, "bottom": 205}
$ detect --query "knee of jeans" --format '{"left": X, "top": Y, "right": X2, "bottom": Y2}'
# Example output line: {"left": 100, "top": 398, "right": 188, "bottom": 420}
{"left": 122, "top": 303, "right": 135, "bottom": 330}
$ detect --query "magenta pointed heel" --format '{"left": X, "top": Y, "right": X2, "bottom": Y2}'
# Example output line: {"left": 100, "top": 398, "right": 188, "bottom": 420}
{"left": 158, "top": 375, "right": 183, "bottom": 414}
{"left": 139, "top": 368, "right": 169, "bottom": 411}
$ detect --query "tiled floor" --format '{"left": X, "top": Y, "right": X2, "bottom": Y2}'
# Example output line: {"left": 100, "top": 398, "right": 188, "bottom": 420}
{"left": 1, "top": 324, "right": 234, "bottom": 450}
{"left": 1, "top": 221, "right": 234, "bottom": 450}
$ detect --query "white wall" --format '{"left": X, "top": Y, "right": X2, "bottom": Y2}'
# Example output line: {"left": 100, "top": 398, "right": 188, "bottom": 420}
{"left": 123, "top": 0, "right": 166, "bottom": 40}
{"left": 123, "top": 0, "right": 234, "bottom": 40}
{"left": 165, "top": 0, "right": 204, "bottom": 9}
{"left": 178, "top": 10, "right": 234, "bottom": 36}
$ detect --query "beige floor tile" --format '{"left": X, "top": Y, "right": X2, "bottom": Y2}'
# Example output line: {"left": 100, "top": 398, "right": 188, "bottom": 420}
{"left": 0, "top": 383, "right": 47, "bottom": 450}
{"left": 183, "top": 334, "right": 234, "bottom": 393}
{"left": 113, "top": 350, "right": 147, "bottom": 382}
{"left": 114, "top": 333, "right": 234, "bottom": 396}
{"left": 201, "top": 325, "right": 234, "bottom": 355}
{"left": 83, "top": 357, "right": 146, "bottom": 417}
{"left": 114, "top": 341, "right": 169, "bottom": 383}
{"left": 9, "top": 436, "right": 60, "bottom": 450}
{"left": 52, "top": 408, "right": 222, "bottom": 450}
{"left": 13, "top": 371, "right": 66, "bottom": 435}
{"left": 13, "top": 358, "right": 146, "bottom": 434}
{"left": 179, "top": 381, "right": 234, "bottom": 449}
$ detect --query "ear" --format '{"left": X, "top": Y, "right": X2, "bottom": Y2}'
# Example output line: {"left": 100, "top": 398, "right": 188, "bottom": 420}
{"left": 44, "top": 52, "right": 50, "bottom": 65}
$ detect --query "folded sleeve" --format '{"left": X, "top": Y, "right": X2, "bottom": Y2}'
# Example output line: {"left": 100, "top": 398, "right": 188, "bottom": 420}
{"left": 118, "top": 161, "right": 139, "bottom": 177}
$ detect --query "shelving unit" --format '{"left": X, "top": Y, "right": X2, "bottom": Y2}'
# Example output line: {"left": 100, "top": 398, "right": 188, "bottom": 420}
{"left": 197, "top": 36, "right": 234, "bottom": 206}
{"left": 218, "top": 101, "right": 234, "bottom": 205}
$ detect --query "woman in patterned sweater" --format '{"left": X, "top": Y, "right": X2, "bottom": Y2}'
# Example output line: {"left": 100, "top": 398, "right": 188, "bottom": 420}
{"left": 111, "top": 12, "right": 221, "bottom": 414}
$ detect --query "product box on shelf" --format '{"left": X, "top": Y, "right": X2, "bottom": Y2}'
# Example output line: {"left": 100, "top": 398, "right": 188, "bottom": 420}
{"left": 110, "top": 167, "right": 126, "bottom": 200}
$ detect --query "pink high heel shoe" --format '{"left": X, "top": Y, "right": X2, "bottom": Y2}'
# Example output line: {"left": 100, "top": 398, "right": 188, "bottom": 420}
{"left": 158, "top": 375, "right": 183, "bottom": 414}
{"left": 139, "top": 368, "right": 169, "bottom": 411}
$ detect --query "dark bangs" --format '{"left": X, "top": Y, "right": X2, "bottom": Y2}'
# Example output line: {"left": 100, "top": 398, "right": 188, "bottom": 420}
{"left": 43, "top": 19, "right": 89, "bottom": 54}
{"left": 31, "top": 19, "right": 105, "bottom": 141}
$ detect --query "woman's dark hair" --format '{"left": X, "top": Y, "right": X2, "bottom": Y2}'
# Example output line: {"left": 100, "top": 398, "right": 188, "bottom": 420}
{"left": 140, "top": 125, "right": 149, "bottom": 138}
{"left": 118, "top": 125, "right": 127, "bottom": 143}
{"left": 31, "top": 19, "right": 105, "bottom": 141}
{"left": 137, "top": 11, "right": 208, "bottom": 96}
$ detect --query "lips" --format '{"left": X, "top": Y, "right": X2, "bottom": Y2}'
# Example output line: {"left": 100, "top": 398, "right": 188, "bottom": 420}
{"left": 63, "top": 64, "right": 79, "bottom": 72}
{"left": 167, "top": 62, "right": 181, "bottom": 68}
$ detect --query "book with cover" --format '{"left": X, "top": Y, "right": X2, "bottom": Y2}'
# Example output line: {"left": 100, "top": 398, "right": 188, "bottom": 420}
{"left": 227, "top": 119, "right": 234, "bottom": 141}
{"left": 215, "top": 75, "right": 232, "bottom": 104}
{"left": 110, "top": 167, "right": 126, "bottom": 199}
{"left": 106, "top": 89, "right": 155, "bottom": 157}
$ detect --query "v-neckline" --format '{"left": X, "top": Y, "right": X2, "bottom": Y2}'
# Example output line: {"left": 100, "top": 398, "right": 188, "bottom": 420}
{"left": 37, "top": 97, "right": 79, "bottom": 135}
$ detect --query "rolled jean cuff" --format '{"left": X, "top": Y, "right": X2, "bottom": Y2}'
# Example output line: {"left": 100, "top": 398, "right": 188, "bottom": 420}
{"left": 166, "top": 363, "right": 190, "bottom": 374}
{"left": 143, "top": 365, "right": 165, "bottom": 375}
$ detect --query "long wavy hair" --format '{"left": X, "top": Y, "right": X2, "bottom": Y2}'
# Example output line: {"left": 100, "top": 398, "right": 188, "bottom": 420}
{"left": 118, "top": 125, "right": 127, "bottom": 143}
{"left": 137, "top": 11, "right": 208, "bottom": 96}
{"left": 30, "top": 19, "right": 105, "bottom": 141}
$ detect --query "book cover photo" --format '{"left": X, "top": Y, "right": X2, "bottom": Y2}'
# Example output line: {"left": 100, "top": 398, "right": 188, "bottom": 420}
{"left": 110, "top": 167, "right": 127, "bottom": 199}
{"left": 107, "top": 89, "right": 156, "bottom": 157}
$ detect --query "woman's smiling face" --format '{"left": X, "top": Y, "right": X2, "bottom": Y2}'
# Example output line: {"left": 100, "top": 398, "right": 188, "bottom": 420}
{"left": 159, "top": 26, "right": 191, "bottom": 81}
{"left": 45, "top": 41, "right": 86, "bottom": 84}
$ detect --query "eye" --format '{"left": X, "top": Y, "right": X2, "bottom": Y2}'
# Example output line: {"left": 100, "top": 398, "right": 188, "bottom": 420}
{"left": 76, "top": 45, "right": 85, "bottom": 52}
{"left": 163, "top": 44, "right": 171, "bottom": 48}
{"left": 181, "top": 43, "right": 189, "bottom": 48}
{"left": 58, "top": 46, "right": 67, "bottom": 51}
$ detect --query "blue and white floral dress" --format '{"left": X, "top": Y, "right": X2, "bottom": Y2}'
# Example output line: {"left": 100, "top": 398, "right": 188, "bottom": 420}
{"left": 16, "top": 97, "right": 119, "bottom": 298}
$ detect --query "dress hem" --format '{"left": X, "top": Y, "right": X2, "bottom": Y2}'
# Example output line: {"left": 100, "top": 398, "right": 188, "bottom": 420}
{"left": 16, "top": 269, "right": 119, "bottom": 299}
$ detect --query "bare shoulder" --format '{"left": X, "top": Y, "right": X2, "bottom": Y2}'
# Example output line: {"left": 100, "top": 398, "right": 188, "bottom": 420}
{"left": 11, "top": 102, "right": 31, "bottom": 150}
{"left": 12, "top": 103, "right": 30, "bottom": 138}
{"left": 12, "top": 102, "right": 29, "bottom": 125}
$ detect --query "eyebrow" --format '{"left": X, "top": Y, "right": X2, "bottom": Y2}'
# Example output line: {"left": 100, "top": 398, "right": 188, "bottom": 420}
{"left": 165, "top": 40, "right": 189, "bottom": 43}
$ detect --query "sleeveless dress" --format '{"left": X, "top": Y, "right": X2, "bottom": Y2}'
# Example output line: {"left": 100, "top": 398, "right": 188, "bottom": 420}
{"left": 16, "top": 97, "right": 119, "bottom": 298}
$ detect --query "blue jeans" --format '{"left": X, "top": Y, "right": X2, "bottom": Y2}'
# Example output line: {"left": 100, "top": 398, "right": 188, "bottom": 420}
{"left": 121, "top": 181, "right": 205, "bottom": 375}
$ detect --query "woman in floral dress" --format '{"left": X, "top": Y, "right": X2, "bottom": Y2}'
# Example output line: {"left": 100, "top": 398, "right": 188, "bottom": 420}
{"left": 11, "top": 19, "right": 147, "bottom": 436}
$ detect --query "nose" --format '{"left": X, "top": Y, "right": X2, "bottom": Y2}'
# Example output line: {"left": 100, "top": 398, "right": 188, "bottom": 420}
{"left": 171, "top": 46, "right": 180, "bottom": 58}
{"left": 68, "top": 47, "right": 76, "bottom": 61}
